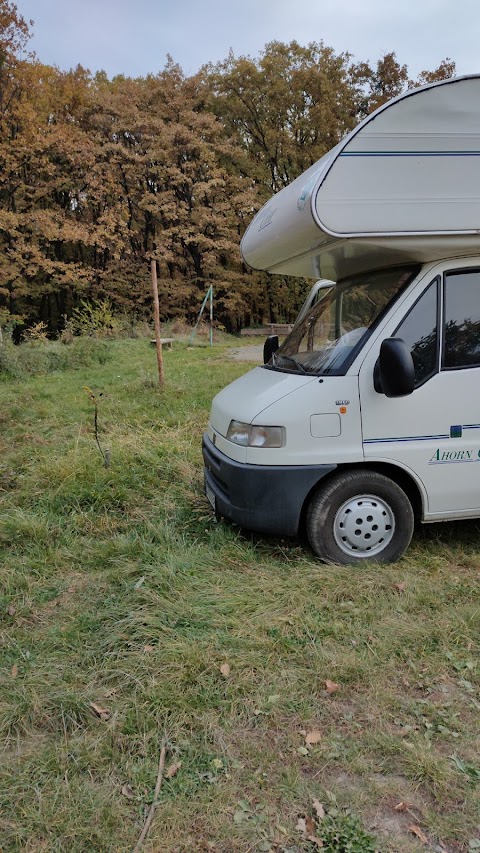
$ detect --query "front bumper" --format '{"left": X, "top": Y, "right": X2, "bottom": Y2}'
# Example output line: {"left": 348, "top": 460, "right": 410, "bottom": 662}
{"left": 202, "top": 433, "right": 336, "bottom": 536}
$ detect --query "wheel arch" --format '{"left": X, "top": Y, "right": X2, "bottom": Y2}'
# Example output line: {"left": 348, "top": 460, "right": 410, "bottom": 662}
{"left": 299, "top": 460, "right": 425, "bottom": 533}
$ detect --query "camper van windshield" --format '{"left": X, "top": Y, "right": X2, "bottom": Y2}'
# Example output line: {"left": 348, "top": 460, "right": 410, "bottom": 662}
{"left": 267, "top": 265, "right": 419, "bottom": 376}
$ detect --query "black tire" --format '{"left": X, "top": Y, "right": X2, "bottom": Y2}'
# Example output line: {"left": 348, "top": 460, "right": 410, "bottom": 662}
{"left": 306, "top": 470, "right": 414, "bottom": 565}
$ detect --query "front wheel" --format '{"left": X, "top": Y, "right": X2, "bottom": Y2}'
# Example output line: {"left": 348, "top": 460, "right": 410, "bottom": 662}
{"left": 306, "top": 470, "right": 414, "bottom": 565}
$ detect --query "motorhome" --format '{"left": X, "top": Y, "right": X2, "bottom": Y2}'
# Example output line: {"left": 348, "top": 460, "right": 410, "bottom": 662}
{"left": 203, "top": 75, "right": 480, "bottom": 564}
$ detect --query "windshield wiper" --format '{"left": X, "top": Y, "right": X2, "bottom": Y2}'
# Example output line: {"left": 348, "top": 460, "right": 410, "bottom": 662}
{"left": 276, "top": 353, "right": 307, "bottom": 374}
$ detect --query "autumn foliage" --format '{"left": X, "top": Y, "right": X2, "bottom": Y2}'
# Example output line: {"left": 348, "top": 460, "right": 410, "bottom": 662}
{"left": 0, "top": 1, "right": 455, "bottom": 334}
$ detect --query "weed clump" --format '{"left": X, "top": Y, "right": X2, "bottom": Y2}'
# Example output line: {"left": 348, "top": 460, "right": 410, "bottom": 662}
{"left": 319, "top": 809, "right": 378, "bottom": 852}
{"left": 0, "top": 342, "right": 21, "bottom": 378}
{"left": 0, "top": 338, "right": 111, "bottom": 378}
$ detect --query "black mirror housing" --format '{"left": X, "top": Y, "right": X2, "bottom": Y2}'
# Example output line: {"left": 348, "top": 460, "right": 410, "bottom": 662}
{"left": 377, "top": 338, "right": 415, "bottom": 397}
{"left": 263, "top": 335, "right": 279, "bottom": 364}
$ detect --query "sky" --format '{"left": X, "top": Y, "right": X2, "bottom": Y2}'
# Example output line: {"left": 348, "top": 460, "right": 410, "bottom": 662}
{"left": 15, "top": 0, "right": 480, "bottom": 81}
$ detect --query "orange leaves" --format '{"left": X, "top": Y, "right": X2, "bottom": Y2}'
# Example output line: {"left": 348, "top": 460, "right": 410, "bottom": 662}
{"left": 325, "top": 679, "right": 340, "bottom": 694}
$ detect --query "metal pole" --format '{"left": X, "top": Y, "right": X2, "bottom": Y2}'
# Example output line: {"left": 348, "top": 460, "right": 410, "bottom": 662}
{"left": 189, "top": 285, "right": 213, "bottom": 345}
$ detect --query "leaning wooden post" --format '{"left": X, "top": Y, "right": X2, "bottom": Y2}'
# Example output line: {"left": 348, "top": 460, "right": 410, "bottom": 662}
{"left": 151, "top": 258, "right": 164, "bottom": 387}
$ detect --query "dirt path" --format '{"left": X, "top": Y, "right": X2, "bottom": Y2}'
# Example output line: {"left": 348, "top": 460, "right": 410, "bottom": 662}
{"left": 229, "top": 344, "right": 263, "bottom": 362}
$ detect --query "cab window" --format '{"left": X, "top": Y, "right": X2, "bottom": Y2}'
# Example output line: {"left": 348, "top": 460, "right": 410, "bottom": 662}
{"left": 394, "top": 278, "right": 438, "bottom": 386}
{"left": 443, "top": 269, "right": 480, "bottom": 369}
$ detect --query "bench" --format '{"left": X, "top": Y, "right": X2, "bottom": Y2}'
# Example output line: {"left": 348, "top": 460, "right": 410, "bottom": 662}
{"left": 240, "top": 324, "right": 293, "bottom": 337}
{"left": 150, "top": 337, "right": 174, "bottom": 349}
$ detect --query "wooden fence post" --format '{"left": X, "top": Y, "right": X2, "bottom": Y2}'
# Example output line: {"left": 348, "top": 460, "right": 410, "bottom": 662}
{"left": 150, "top": 259, "right": 164, "bottom": 387}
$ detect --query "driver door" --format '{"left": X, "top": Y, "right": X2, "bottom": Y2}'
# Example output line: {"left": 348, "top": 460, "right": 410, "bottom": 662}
{"left": 359, "top": 267, "right": 480, "bottom": 516}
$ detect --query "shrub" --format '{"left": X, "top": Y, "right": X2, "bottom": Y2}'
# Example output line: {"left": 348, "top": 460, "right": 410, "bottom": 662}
{"left": 71, "top": 299, "right": 120, "bottom": 338}
{"left": 22, "top": 321, "right": 49, "bottom": 343}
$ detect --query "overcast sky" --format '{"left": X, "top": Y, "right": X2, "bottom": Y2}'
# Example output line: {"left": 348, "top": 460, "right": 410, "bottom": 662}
{"left": 15, "top": 0, "right": 480, "bottom": 80}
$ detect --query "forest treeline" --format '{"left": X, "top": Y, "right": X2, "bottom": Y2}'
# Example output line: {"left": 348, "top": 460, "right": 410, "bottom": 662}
{"left": 0, "top": 1, "right": 456, "bottom": 334}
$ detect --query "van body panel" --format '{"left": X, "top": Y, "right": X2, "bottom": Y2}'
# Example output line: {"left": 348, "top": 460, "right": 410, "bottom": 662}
{"left": 247, "top": 375, "right": 362, "bottom": 467}
{"left": 317, "top": 77, "right": 480, "bottom": 235}
{"left": 209, "top": 367, "right": 317, "bottom": 438}
{"left": 241, "top": 76, "right": 480, "bottom": 280}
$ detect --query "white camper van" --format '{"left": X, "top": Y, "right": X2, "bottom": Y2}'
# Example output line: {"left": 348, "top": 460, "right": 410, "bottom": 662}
{"left": 203, "top": 75, "right": 480, "bottom": 564}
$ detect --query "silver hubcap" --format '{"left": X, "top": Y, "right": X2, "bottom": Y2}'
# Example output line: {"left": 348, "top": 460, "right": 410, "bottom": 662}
{"left": 333, "top": 493, "right": 395, "bottom": 557}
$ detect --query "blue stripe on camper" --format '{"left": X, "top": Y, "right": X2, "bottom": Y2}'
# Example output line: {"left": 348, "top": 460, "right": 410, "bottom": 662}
{"left": 364, "top": 434, "right": 449, "bottom": 444}
{"left": 365, "top": 423, "right": 480, "bottom": 444}
{"left": 428, "top": 458, "right": 480, "bottom": 464}
{"left": 340, "top": 150, "right": 480, "bottom": 157}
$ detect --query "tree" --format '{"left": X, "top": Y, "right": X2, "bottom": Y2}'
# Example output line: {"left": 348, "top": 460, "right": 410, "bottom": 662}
{"left": 0, "top": 62, "right": 105, "bottom": 329}
{"left": 81, "top": 66, "right": 258, "bottom": 329}
{"left": 0, "top": 21, "right": 458, "bottom": 333}
{"left": 207, "top": 41, "right": 371, "bottom": 197}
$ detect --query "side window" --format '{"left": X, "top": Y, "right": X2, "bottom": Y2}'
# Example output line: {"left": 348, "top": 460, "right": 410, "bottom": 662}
{"left": 443, "top": 270, "right": 480, "bottom": 369}
{"left": 394, "top": 279, "right": 438, "bottom": 386}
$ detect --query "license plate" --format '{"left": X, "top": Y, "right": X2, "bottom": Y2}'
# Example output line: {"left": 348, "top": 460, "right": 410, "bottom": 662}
{"left": 205, "top": 481, "right": 216, "bottom": 511}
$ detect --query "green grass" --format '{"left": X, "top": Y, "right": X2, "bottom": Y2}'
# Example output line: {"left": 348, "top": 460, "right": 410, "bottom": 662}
{"left": 0, "top": 337, "right": 479, "bottom": 852}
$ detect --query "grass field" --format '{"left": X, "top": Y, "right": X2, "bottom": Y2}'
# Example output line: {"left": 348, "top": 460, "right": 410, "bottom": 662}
{"left": 0, "top": 337, "right": 479, "bottom": 853}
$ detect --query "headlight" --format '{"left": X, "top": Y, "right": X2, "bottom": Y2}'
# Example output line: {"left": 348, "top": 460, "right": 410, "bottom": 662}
{"left": 226, "top": 420, "right": 285, "bottom": 448}
{"left": 226, "top": 420, "right": 250, "bottom": 446}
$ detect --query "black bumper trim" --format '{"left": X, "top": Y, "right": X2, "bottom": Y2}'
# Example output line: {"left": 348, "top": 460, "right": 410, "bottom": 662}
{"left": 202, "top": 433, "right": 336, "bottom": 536}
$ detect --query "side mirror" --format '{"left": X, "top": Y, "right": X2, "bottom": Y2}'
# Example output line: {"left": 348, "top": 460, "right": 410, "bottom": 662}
{"left": 263, "top": 335, "right": 279, "bottom": 364}
{"left": 375, "top": 338, "right": 414, "bottom": 397}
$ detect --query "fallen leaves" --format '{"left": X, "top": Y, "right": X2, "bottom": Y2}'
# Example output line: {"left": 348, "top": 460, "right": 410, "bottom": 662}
{"left": 297, "top": 728, "right": 322, "bottom": 755}
{"left": 296, "top": 816, "right": 309, "bottom": 833}
{"left": 121, "top": 784, "right": 135, "bottom": 800}
{"left": 393, "top": 802, "right": 431, "bottom": 846}
{"left": 11, "top": 663, "right": 18, "bottom": 678}
{"left": 89, "top": 701, "right": 110, "bottom": 721}
{"left": 394, "top": 801, "right": 423, "bottom": 824}
{"left": 296, "top": 801, "right": 325, "bottom": 848}
{"left": 220, "top": 663, "right": 230, "bottom": 678}
{"left": 305, "top": 730, "right": 322, "bottom": 746}
{"left": 394, "top": 581, "right": 407, "bottom": 592}
{"left": 165, "top": 761, "right": 181, "bottom": 778}
{"left": 325, "top": 679, "right": 340, "bottom": 694}
{"left": 409, "top": 824, "right": 429, "bottom": 843}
